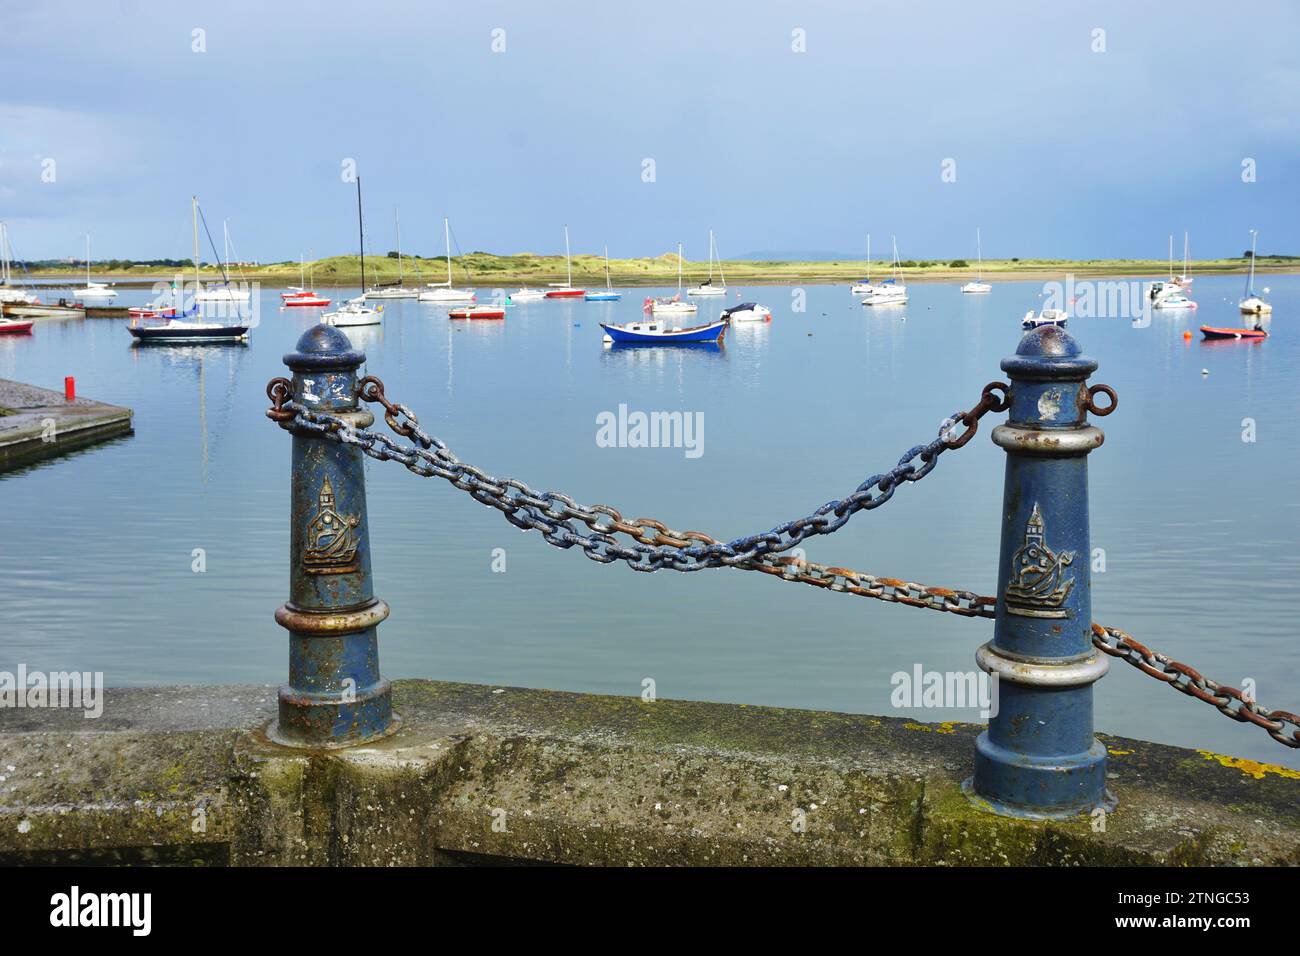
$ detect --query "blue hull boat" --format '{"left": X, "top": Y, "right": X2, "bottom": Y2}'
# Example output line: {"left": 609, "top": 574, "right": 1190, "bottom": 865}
{"left": 585, "top": 291, "right": 621, "bottom": 301}
{"left": 601, "top": 319, "right": 727, "bottom": 344}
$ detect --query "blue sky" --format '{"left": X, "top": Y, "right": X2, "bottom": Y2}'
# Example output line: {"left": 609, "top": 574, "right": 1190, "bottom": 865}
{"left": 1, "top": 0, "right": 1296, "bottom": 262}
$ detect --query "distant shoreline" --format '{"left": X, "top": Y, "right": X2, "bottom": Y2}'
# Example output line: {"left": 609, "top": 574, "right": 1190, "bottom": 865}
{"left": 17, "top": 257, "right": 1299, "bottom": 290}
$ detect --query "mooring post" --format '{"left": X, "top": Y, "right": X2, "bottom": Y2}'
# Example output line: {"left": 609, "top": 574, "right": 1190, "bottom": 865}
{"left": 269, "top": 324, "right": 397, "bottom": 748}
{"left": 969, "top": 326, "right": 1116, "bottom": 818}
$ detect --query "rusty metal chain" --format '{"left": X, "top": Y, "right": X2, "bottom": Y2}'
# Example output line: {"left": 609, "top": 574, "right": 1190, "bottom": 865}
{"left": 765, "top": 559, "right": 1299, "bottom": 750}
{"left": 1090, "top": 623, "right": 1300, "bottom": 749}
{"left": 267, "top": 375, "right": 1008, "bottom": 574}
{"left": 266, "top": 375, "right": 1298, "bottom": 751}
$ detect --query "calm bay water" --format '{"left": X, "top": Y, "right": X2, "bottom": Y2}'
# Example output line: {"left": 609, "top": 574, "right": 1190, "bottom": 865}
{"left": 1, "top": 274, "right": 1297, "bottom": 768}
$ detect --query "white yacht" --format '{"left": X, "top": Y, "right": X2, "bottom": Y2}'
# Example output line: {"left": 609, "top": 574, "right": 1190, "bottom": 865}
{"left": 687, "top": 230, "right": 726, "bottom": 296}
{"left": 72, "top": 234, "right": 117, "bottom": 300}
{"left": 1238, "top": 229, "right": 1272, "bottom": 315}
{"left": 850, "top": 235, "right": 876, "bottom": 295}
{"left": 0, "top": 223, "right": 35, "bottom": 304}
{"left": 862, "top": 236, "right": 908, "bottom": 306}
{"left": 960, "top": 227, "right": 992, "bottom": 293}
{"left": 649, "top": 244, "right": 698, "bottom": 316}
{"left": 366, "top": 208, "right": 418, "bottom": 299}
{"left": 418, "top": 217, "right": 475, "bottom": 303}
{"left": 195, "top": 221, "right": 251, "bottom": 302}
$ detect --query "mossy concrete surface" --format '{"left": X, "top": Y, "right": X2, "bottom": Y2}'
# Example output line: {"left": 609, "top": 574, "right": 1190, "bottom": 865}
{"left": 1, "top": 680, "right": 1297, "bottom": 866}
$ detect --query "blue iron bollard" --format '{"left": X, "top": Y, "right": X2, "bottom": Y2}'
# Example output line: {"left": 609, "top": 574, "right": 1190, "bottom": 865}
{"left": 267, "top": 324, "right": 398, "bottom": 748}
{"left": 968, "top": 326, "right": 1117, "bottom": 818}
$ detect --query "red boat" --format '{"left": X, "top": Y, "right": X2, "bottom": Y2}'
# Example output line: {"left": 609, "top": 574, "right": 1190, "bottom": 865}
{"left": 283, "top": 295, "right": 330, "bottom": 308}
{"left": 0, "top": 318, "right": 34, "bottom": 334}
{"left": 1200, "top": 325, "right": 1267, "bottom": 341}
{"left": 544, "top": 287, "right": 585, "bottom": 298}
{"left": 448, "top": 305, "right": 505, "bottom": 320}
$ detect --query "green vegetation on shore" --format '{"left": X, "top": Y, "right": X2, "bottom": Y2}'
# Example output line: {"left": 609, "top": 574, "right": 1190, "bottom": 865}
{"left": 25, "top": 251, "right": 1300, "bottom": 286}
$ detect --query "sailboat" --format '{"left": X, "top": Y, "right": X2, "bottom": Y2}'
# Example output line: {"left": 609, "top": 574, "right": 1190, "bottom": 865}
{"left": 324, "top": 178, "right": 382, "bottom": 327}
{"left": 687, "top": 230, "right": 726, "bottom": 296}
{"left": 850, "top": 235, "right": 876, "bottom": 295}
{"left": 507, "top": 286, "right": 546, "bottom": 303}
{"left": 1238, "top": 229, "right": 1272, "bottom": 315}
{"left": 0, "top": 224, "right": 35, "bottom": 304}
{"left": 862, "top": 236, "right": 908, "bottom": 306}
{"left": 545, "top": 225, "right": 585, "bottom": 297}
{"left": 195, "top": 221, "right": 251, "bottom": 302}
{"left": 281, "top": 252, "right": 330, "bottom": 307}
{"left": 71, "top": 235, "right": 117, "bottom": 300}
{"left": 128, "top": 197, "right": 248, "bottom": 342}
{"left": 1151, "top": 234, "right": 1195, "bottom": 309}
{"left": 366, "top": 208, "right": 418, "bottom": 299}
{"left": 418, "top": 218, "right": 476, "bottom": 303}
{"left": 648, "top": 244, "right": 698, "bottom": 316}
{"left": 585, "top": 246, "right": 621, "bottom": 301}
{"left": 960, "top": 227, "right": 992, "bottom": 293}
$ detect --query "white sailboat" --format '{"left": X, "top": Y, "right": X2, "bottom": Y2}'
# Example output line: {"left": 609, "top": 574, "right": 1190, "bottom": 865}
{"left": 585, "top": 247, "right": 621, "bottom": 300}
{"left": 418, "top": 218, "right": 475, "bottom": 303}
{"left": 72, "top": 234, "right": 117, "bottom": 300}
{"left": 960, "top": 227, "right": 992, "bottom": 293}
{"left": 0, "top": 223, "right": 35, "bottom": 304}
{"left": 544, "top": 225, "right": 585, "bottom": 297}
{"left": 366, "top": 208, "right": 418, "bottom": 299}
{"left": 1151, "top": 234, "right": 1194, "bottom": 309}
{"left": 1238, "top": 229, "right": 1272, "bottom": 315}
{"left": 325, "top": 177, "right": 382, "bottom": 327}
{"left": 850, "top": 235, "right": 876, "bottom": 295}
{"left": 196, "top": 221, "right": 251, "bottom": 302}
{"left": 649, "top": 244, "right": 698, "bottom": 316}
{"left": 687, "top": 230, "right": 726, "bottom": 296}
{"left": 862, "top": 236, "right": 908, "bottom": 306}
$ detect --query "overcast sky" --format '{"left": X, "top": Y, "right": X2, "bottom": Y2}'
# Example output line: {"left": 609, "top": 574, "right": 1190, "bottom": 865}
{"left": 1, "top": 0, "right": 1296, "bottom": 262}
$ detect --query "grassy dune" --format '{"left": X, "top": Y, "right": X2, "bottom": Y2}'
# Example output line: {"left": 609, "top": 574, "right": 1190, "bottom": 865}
{"left": 29, "top": 252, "right": 1299, "bottom": 287}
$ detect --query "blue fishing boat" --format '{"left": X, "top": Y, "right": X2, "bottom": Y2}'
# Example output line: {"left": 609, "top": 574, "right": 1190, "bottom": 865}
{"left": 601, "top": 318, "right": 727, "bottom": 344}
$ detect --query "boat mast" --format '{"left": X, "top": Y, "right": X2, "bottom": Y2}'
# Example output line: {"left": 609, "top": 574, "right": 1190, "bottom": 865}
{"left": 717, "top": 234, "right": 726, "bottom": 290}
{"left": 604, "top": 245, "right": 612, "bottom": 291}
{"left": 677, "top": 242, "right": 683, "bottom": 293}
{"left": 1246, "top": 229, "right": 1258, "bottom": 296}
{"left": 86, "top": 233, "right": 91, "bottom": 288}
{"left": 357, "top": 177, "right": 365, "bottom": 295}
{"left": 866, "top": 234, "right": 871, "bottom": 283}
{"left": 1183, "top": 232, "right": 1190, "bottom": 280}
{"left": 564, "top": 225, "right": 573, "bottom": 286}
{"left": 191, "top": 198, "right": 199, "bottom": 302}
{"left": 976, "top": 227, "right": 983, "bottom": 281}
{"left": 1168, "top": 234, "right": 1173, "bottom": 282}
{"left": 892, "top": 235, "right": 900, "bottom": 283}
{"left": 707, "top": 229, "right": 714, "bottom": 282}
{"left": 395, "top": 208, "right": 404, "bottom": 286}
{"left": 223, "top": 220, "right": 231, "bottom": 280}
{"left": 444, "top": 217, "right": 452, "bottom": 286}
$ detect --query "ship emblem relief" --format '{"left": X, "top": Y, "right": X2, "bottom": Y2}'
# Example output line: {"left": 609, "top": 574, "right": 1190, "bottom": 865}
{"left": 1005, "top": 503, "right": 1075, "bottom": 619}
{"left": 302, "top": 477, "right": 360, "bottom": 575}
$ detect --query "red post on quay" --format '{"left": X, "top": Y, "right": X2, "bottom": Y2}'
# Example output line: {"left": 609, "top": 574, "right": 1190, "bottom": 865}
{"left": 64, "top": 376, "right": 75, "bottom": 402}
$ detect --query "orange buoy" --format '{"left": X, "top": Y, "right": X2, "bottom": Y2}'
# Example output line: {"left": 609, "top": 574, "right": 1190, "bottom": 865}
{"left": 1183, "top": 330, "right": 1193, "bottom": 340}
